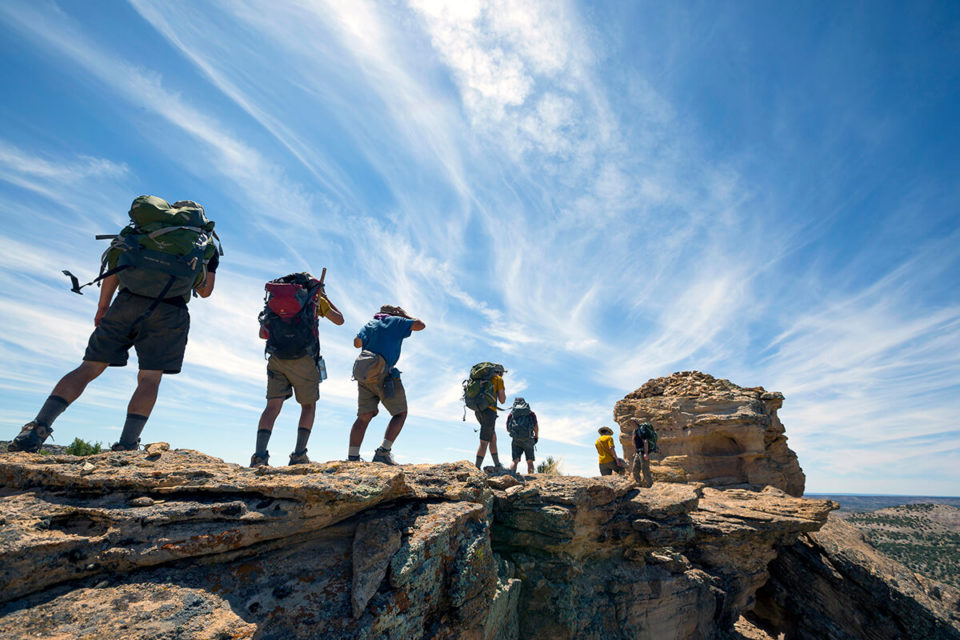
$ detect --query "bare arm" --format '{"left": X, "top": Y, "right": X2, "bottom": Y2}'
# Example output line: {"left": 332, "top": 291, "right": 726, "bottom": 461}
{"left": 497, "top": 387, "right": 506, "bottom": 404}
{"left": 95, "top": 274, "right": 119, "bottom": 326}
{"left": 321, "top": 293, "right": 345, "bottom": 326}
{"left": 195, "top": 272, "right": 216, "bottom": 298}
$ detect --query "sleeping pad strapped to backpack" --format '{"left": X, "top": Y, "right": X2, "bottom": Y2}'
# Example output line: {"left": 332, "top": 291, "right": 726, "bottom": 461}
{"left": 63, "top": 195, "right": 221, "bottom": 303}
{"left": 463, "top": 362, "right": 504, "bottom": 411}
{"left": 259, "top": 273, "right": 322, "bottom": 360}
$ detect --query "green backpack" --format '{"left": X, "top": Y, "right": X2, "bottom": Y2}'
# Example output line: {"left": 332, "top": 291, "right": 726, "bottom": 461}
{"left": 65, "top": 196, "right": 221, "bottom": 302}
{"left": 463, "top": 362, "right": 504, "bottom": 412}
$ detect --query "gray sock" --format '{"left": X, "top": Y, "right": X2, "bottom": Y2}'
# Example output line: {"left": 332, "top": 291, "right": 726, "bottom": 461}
{"left": 35, "top": 395, "right": 69, "bottom": 428}
{"left": 492, "top": 453, "right": 501, "bottom": 466}
{"left": 475, "top": 456, "right": 484, "bottom": 469}
{"left": 255, "top": 429, "right": 272, "bottom": 456}
{"left": 295, "top": 428, "right": 311, "bottom": 453}
{"left": 119, "top": 413, "right": 148, "bottom": 447}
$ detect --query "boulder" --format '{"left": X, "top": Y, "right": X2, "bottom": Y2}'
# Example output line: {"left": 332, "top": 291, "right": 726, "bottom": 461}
{"left": 614, "top": 371, "right": 805, "bottom": 496}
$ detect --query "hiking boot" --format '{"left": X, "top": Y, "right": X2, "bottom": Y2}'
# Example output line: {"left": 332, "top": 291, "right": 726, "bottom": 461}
{"left": 250, "top": 451, "right": 270, "bottom": 467}
{"left": 288, "top": 449, "right": 310, "bottom": 465}
{"left": 347, "top": 455, "right": 362, "bottom": 462}
{"left": 110, "top": 440, "right": 140, "bottom": 452}
{"left": 7, "top": 421, "right": 52, "bottom": 453}
{"left": 372, "top": 447, "right": 396, "bottom": 465}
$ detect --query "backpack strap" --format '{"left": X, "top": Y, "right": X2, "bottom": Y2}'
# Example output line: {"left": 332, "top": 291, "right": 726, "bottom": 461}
{"left": 147, "top": 226, "right": 205, "bottom": 239}
{"left": 126, "top": 274, "right": 177, "bottom": 334}
{"left": 62, "top": 264, "right": 130, "bottom": 295}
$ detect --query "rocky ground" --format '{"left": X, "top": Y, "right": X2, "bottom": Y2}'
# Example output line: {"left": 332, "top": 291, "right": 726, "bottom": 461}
{"left": 2, "top": 371, "right": 957, "bottom": 639}
{"left": 0, "top": 445, "right": 832, "bottom": 639}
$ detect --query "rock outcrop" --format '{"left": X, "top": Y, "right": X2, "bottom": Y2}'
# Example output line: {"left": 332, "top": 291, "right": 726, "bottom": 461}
{"left": 752, "top": 515, "right": 960, "bottom": 640}
{"left": 614, "top": 371, "right": 804, "bottom": 496}
{"left": 490, "top": 477, "right": 832, "bottom": 639}
{"left": 0, "top": 447, "right": 832, "bottom": 639}
{"left": 2, "top": 371, "right": 955, "bottom": 639}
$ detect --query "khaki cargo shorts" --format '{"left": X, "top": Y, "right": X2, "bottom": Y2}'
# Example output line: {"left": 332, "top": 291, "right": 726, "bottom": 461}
{"left": 266, "top": 355, "right": 320, "bottom": 404}
{"left": 357, "top": 377, "right": 407, "bottom": 417}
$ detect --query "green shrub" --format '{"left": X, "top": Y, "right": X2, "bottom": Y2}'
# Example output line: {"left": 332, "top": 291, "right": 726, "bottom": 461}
{"left": 536, "top": 456, "right": 562, "bottom": 475}
{"left": 65, "top": 437, "right": 102, "bottom": 456}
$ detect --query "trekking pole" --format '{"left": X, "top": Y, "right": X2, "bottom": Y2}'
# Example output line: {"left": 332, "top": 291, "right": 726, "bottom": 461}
{"left": 319, "top": 267, "right": 326, "bottom": 285}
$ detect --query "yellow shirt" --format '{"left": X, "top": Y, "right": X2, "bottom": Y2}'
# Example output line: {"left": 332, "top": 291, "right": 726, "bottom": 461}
{"left": 595, "top": 435, "right": 616, "bottom": 464}
{"left": 316, "top": 294, "right": 331, "bottom": 318}
{"left": 491, "top": 375, "right": 504, "bottom": 412}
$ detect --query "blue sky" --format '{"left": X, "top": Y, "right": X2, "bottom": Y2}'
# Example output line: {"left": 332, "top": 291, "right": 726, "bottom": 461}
{"left": 0, "top": 0, "right": 957, "bottom": 495}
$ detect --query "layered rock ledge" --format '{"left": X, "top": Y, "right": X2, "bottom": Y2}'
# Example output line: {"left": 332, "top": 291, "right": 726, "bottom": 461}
{"left": 0, "top": 448, "right": 832, "bottom": 639}
{"left": 4, "top": 371, "right": 955, "bottom": 639}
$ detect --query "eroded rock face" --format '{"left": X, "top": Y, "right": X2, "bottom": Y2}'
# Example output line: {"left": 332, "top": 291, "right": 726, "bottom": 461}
{"left": 752, "top": 515, "right": 960, "bottom": 640}
{"left": 491, "top": 478, "right": 833, "bottom": 640}
{"left": 1, "top": 367, "right": 950, "bottom": 640}
{"left": 0, "top": 448, "right": 833, "bottom": 640}
{"left": 0, "top": 451, "right": 501, "bottom": 640}
{"left": 614, "top": 371, "right": 805, "bottom": 496}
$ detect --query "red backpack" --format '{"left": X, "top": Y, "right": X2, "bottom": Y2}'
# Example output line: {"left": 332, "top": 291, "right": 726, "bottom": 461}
{"left": 259, "top": 273, "right": 322, "bottom": 359}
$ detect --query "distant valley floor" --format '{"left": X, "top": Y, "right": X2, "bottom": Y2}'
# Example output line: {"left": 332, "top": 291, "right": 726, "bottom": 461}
{"left": 808, "top": 495, "right": 960, "bottom": 591}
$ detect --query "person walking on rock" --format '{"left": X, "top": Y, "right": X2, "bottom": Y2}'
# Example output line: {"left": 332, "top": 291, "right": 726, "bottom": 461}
{"left": 596, "top": 426, "right": 624, "bottom": 476}
{"left": 8, "top": 196, "right": 221, "bottom": 453}
{"left": 629, "top": 419, "right": 658, "bottom": 488}
{"left": 251, "top": 272, "right": 344, "bottom": 467}
{"left": 463, "top": 362, "right": 506, "bottom": 469}
{"left": 506, "top": 397, "right": 538, "bottom": 474}
{"left": 348, "top": 305, "right": 425, "bottom": 464}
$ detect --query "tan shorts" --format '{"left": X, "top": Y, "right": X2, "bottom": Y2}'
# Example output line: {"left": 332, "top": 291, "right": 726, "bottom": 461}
{"left": 266, "top": 355, "right": 320, "bottom": 405}
{"left": 357, "top": 377, "right": 407, "bottom": 417}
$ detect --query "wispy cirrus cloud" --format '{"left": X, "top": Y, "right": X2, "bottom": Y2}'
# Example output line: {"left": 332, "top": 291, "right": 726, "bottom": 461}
{"left": 0, "top": 1, "right": 957, "bottom": 492}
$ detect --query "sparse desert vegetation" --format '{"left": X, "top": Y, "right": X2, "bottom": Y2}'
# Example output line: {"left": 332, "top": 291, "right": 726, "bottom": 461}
{"left": 844, "top": 503, "right": 960, "bottom": 589}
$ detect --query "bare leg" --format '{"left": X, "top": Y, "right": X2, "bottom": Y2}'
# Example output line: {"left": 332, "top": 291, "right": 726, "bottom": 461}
{"left": 527, "top": 460, "right": 535, "bottom": 474}
{"left": 384, "top": 411, "right": 406, "bottom": 442}
{"left": 298, "top": 403, "right": 316, "bottom": 431}
{"left": 510, "top": 458, "right": 519, "bottom": 472}
{"left": 128, "top": 370, "right": 163, "bottom": 417}
{"left": 350, "top": 412, "right": 376, "bottom": 448}
{"left": 488, "top": 430, "right": 498, "bottom": 455}
{"left": 258, "top": 398, "right": 285, "bottom": 432}
{"left": 50, "top": 361, "right": 109, "bottom": 403}
{"left": 476, "top": 440, "right": 490, "bottom": 458}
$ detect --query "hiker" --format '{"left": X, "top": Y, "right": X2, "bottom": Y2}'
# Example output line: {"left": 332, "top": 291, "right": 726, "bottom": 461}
{"left": 506, "top": 397, "right": 538, "bottom": 474}
{"left": 596, "top": 426, "right": 625, "bottom": 476}
{"left": 250, "top": 272, "right": 344, "bottom": 467}
{"left": 348, "top": 305, "right": 425, "bottom": 464}
{"left": 463, "top": 362, "right": 506, "bottom": 470}
{"left": 630, "top": 419, "right": 659, "bottom": 488}
{"left": 8, "top": 196, "right": 221, "bottom": 453}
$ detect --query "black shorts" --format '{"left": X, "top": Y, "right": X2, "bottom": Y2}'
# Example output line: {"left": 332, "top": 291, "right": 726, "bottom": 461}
{"left": 83, "top": 292, "right": 191, "bottom": 373}
{"left": 475, "top": 408, "right": 497, "bottom": 441}
{"left": 511, "top": 439, "right": 535, "bottom": 461}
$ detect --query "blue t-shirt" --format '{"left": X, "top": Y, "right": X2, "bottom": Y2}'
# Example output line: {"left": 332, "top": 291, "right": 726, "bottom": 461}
{"left": 357, "top": 316, "right": 414, "bottom": 368}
